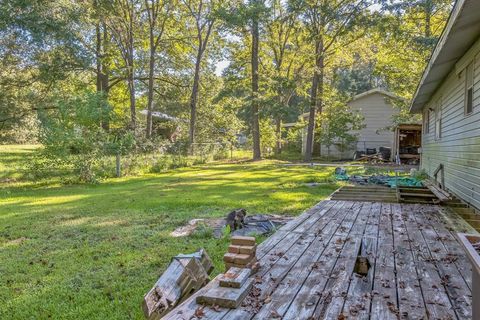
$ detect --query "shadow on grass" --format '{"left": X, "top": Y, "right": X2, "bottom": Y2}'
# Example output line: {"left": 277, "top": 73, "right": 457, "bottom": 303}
{"left": 0, "top": 159, "right": 347, "bottom": 319}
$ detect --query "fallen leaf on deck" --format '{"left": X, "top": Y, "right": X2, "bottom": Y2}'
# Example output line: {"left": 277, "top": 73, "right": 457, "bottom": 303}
{"left": 271, "top": 310, "right": 281, "bottom": 318}
{"left": 194, "top": 306, "right": 205, "bottom": 318}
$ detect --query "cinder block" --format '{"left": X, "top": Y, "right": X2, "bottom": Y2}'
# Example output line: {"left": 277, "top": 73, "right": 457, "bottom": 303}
{"left": 231, "top": 236, "right": 256, "bottom": 246}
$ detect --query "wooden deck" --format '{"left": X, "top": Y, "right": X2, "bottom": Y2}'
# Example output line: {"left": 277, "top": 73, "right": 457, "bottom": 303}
{"left": 163, "top": 200, "right": 478, "bottom": 319}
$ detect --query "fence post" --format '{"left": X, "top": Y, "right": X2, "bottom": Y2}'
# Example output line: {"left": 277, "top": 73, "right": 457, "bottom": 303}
{"left": 116, "top": 153, "right": 121, "bottom": 177}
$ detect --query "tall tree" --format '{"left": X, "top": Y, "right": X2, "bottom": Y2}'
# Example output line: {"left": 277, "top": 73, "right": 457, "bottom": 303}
{"left": 183, "top": 0, "right": 216, "bottom": 153}
{"left": 144, "top": 0, "right": 172, "bottom": 138}
{"left": 93, "top": 1, "right": 112, "bottom": 130}
{"left": 218, "top": 0, "right": 267, "bottom": 160}
{"left": 107, "top": 0, "right": 139, "bottom": 131}
{"left": 265, "top": 0, "right": 305, "bottom": 154}
{"left": 251, "top": 0, "right": 262, "bottom": 160}
{"left": 291, "top": 0, "right": 370, "bottom": 161}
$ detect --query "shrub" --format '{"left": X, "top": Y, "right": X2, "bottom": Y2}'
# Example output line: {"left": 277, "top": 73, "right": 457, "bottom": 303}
{"left": 38, "top": 92, "right": 133, "bottom": 183}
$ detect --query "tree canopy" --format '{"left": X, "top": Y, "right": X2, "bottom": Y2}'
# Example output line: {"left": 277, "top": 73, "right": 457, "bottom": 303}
{"left": 0, "top": 0, "right": 452, "bottom": 160}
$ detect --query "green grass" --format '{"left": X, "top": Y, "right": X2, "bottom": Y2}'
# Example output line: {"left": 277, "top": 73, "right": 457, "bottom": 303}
{"left": 0, "top": 145, "right": 356, "bottom": 319}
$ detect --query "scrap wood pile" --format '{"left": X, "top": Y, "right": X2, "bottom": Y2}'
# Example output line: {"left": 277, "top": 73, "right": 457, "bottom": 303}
{"left": 142, "top": 249, "right": 213, "bottom": 319}
{"left": 354, "top": 153, "right": 388, "bottom": 163}
{"left": 143, "top": 236, "right": 259, "bottom": 319}
{"left": 196, "top": 236, "right": 258, "bottom": 308}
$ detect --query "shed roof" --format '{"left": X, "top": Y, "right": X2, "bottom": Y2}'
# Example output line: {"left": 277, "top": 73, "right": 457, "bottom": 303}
{"left": 139, "top": 110, "right": 182, "bottom": 122}
{"left": 410, "top": 0, "right": 480, "bottom": 113}
{"left": 350, "top": 88, "right": 401, "bottom": 102}
{"left": 298, "top": 88, "right": 400, "bottom": 119}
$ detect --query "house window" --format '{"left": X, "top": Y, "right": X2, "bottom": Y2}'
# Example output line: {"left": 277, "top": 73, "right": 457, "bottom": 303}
{"left": 423, "top": 109, "right": 430, "bottom": 134}
{"left": 465, "top": 62, "right": 474, "bottom": 115}
{"left": 435, "top": 102, "right": 442, "bottom": 140}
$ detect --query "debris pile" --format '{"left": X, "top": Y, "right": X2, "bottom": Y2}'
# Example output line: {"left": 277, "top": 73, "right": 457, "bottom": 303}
{"left": 170, "top": 211, "right": 292, "bottom": 238}
{"left": 142, "top": 249, "right": 213, "bottom": 319}
{"left": 334, "top": 167, "right": 423, "bottom": 188}
{"left": 231, "top": 214, "right": 291, "bottom": 237}
{"left": 224, "top": 236, "right": 259, "bottom": 272}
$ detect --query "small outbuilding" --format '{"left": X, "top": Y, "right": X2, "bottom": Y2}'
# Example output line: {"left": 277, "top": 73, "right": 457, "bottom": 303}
{"left": 301, "top": 88, "right": 402, "bottom": 160}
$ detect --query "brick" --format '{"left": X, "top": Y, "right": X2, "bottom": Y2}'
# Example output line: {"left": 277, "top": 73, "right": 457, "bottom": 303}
{"left": 239, "top": 245, "right": 257, "bottom": 255}
{"left": 228, "top": 245, "right": 241, "bottom": 254}
{"left": 231, "top": 236, "right": 256, "bottom": 246}
{"left": 233, "top": 254, "right": 253, "bottom": 265}
{"left": 223, "top": 253, "right": 236, "bottom": 263}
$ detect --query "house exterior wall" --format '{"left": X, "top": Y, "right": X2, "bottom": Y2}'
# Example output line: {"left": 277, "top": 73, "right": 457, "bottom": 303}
{"left": 320, "top": 92, "right": 397, "bottom": 159}
{"left": 420, "top": 38, "right": 480, "bottom": 209}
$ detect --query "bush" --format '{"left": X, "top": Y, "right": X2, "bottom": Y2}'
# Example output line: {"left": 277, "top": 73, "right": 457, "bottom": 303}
{"left": 38, "top": 92, "right": 133, "bottom": 183}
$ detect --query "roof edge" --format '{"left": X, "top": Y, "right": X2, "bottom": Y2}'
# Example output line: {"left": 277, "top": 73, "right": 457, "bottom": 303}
{"left": 409, "top": 0, "right": 467, "bottom": 113}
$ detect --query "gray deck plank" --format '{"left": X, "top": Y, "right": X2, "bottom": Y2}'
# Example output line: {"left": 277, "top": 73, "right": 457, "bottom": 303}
{"left": 342, "top": 202, "right": 380, "bottom": 319}
{"left": 403, "top": 203, "right": 460, "bottom": 320}
{"left": 250, "top": 202, "right": 358, "bottom": 319}
{"left": 412, "top": 204, "right": 471, "bottom": 319}
{"left": 391, "top": 203, "right": 428, "bottom": 319}
{"left": 281, "top": 202, "right": 363, "bottom": 319}
{"left": 161, "top": 200, "right": 474, "bottom": 320}
{"left": 370, "top": 203, "right": 399, "bottom": 320}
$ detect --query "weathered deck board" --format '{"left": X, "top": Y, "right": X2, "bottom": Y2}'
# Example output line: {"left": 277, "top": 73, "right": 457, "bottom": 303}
{"left": 162, "top": 200, "right": 475, "bottom": 320}
{"left": 403, "top": 204, "right": 459, "bottom": 319}
{"left": 391, "top": 203, "right": 428, "bottom": 319}
{"left": 370, "top": 203, "right": 399, "bottom": 320}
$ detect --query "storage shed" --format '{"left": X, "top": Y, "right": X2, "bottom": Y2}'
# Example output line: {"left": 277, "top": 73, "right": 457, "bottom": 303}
{"left": 301, "top": 88, "right": 402, "bottom": 159}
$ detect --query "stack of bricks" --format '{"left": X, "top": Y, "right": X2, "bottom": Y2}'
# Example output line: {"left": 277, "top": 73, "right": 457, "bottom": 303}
{"left": 223, "top": 236, "right": 257, "bottom": 271}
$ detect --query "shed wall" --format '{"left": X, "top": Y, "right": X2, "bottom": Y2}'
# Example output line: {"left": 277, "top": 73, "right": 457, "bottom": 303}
{"left": 321, "top": 93, "right": 397, "bottom": 159}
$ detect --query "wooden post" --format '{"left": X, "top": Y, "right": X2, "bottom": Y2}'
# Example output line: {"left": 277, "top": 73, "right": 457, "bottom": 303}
{"left": 116, "top": 154, "right": 121, "bottom": 177}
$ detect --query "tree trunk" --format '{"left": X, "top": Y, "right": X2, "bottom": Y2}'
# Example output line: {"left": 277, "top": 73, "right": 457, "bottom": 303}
{"left": 127, "top": 25, "right": 136, "bottom": 131}
{"left": 424, "top": 0, "right": 432, "bottom": 39}
{"left": 251, "top": 13, "right": 261, "bottom": 161}
{"left": 189, "top": 47, "right": 203, "bottom": 155}
{"left": 95, "top": 22, "right": 110, "bottom": 131}
{"left": 304, "top": 36, "right": 324, "bottom": 162}
{"left": 275, "top": 117, "right": 282, "bottom": 154}
{"left": 146, "top": 31, "right": 155, "bottom": 139}
{"left": 127, "top": 60, "right": 136, "bottom": 131}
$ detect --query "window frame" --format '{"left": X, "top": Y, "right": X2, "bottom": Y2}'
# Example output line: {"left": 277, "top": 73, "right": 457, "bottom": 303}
{"left": 465, "top": 61, "right": 474, "bottom": 115}
{"left": 423, "top": 108, "right": 430, "bottom": 134}
{"left": 434, "top": 100, "right": 442, "bottom": 141}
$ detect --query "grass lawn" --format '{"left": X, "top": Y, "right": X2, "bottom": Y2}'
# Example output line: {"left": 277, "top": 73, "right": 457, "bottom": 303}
{"left": 0, "top": 145, "right": 358, "bottom": 319}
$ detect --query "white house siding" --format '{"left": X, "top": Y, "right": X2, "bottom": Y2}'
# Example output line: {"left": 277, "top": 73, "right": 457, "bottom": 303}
{"left": 348, "top": 93, "right": 397, "bottom": 153}
{"left": 301, "top": 90, "right": 399, "bottom": 159}
{"left": 319, "top": 92, "right": 398, "bottom": 159}
{"left": 421, "top": 44, "right": 480, "bottom": 209}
